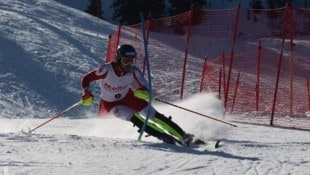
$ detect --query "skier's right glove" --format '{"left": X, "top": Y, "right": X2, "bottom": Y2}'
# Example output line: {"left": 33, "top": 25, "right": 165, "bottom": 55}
{"left": 133, "top": 89, "right": 150, "bottom": 100}
{"left": 81, "top": 90, "right": 94, "bottom": 106}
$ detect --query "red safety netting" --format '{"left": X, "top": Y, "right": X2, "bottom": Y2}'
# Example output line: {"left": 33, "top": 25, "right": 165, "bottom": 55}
{"left": 106, "top": 6, "right": 310, "bottom": 129}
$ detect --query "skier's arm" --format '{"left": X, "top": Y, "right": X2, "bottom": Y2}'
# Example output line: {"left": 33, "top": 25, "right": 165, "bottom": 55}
{"left": 81, "top": 64, "right": 108, "bottom": 90}
{"left": 131, "top": 66, "right": 149, "bottom": 91}
{"left": 80, "top": 64, "right": 108, "bottom": 105}
{"left": 131, "top": 66, "right": 150, "bottom": 99}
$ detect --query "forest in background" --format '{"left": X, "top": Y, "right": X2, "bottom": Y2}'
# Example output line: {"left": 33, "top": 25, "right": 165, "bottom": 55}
{"left": 84, "top": 0, "right": 309, "bottom": 25}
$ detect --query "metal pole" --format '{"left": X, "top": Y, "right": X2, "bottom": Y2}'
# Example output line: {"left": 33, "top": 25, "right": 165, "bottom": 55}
{"left": 28, "top": 101, "right": 81, "bottom": 134}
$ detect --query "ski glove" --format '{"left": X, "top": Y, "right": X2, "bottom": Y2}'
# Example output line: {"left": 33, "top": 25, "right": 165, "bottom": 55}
{"left": 81, "top": 90, "right": 94, "bottom": 106}
{"left": 134, "top": 89, "right": 150, "bottom": 100}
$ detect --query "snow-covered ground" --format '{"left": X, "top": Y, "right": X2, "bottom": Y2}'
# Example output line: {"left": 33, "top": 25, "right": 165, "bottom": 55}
{"left": 1, "top": 117, "right": 309, "bottom": 175}
{"left": 0, "top": 0, "right": 309, "bottom": 175}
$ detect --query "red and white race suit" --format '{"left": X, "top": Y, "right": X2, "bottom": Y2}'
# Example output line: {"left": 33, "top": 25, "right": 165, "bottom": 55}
{"left": 81, "top": 62, "right": 157, "bottom": 120}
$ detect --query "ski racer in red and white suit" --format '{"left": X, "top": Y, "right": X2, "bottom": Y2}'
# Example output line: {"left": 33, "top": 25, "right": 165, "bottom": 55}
{"left": 82, "top": 61, "right": 150, "bottom": 119}
{"left": 80, "top": 44, "right": 193, "bottom": 146}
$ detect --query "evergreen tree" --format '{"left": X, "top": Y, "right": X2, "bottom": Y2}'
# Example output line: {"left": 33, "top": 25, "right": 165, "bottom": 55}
{"left": 267, "top": 0, "right": 292, "bottom": 9}
{"left": 249, "top": 0, "right": 264, "bottom": 9}
{"left": 111, "top": 0, "right": 166, "bottom": 25}
{"left": 168, "top": 0, "right": 207, "bottom": 16}
{"left": 85, "top": 0, "right": 103, "bottom": 19}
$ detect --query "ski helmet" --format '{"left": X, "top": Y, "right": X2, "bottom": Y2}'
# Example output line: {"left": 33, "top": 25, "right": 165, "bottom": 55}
{"left": 116, "top": 44, "right": 137, "bottom": 66}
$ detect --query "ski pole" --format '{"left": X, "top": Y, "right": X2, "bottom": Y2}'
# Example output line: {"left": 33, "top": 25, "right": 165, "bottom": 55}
{"left": 154, "top": 98, "right": 237, "bottom": 127}
{"left": 133, "top": 90, "right": 237, "bottom": 127}
{"left": 28, "top": 101, "right": 81, "bottom": 134}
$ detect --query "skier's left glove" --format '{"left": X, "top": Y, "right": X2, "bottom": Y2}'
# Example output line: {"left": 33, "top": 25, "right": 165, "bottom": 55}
{"left": 81, "top": 90, "right": 94, "bottom": 106}
{"left": 133, "top": 89, "right": 150, "bottom": 100}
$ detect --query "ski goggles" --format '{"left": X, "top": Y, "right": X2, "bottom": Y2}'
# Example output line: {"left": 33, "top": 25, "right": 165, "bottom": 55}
{"left": 121, "top": 57, "right": 136, "bottom": 65}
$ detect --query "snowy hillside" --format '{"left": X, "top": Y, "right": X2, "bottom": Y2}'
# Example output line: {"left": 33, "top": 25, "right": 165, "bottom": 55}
{"left": 0, "top": 0, "right": 116, "bottom": 118}
{"left": 0, "top": 0, "right": 309, "bottom": 175}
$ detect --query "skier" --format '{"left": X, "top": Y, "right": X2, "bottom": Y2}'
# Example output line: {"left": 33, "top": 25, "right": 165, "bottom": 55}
{"left": 80, "top": 44, "right": 194, "bottom": 146}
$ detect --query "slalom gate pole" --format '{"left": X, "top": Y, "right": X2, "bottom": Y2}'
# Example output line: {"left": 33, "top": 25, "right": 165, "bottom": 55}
{"left": 138, "top": 13, "right": 153, "bottom": 141}
{"left": 154, "top": 98, "right": 237, "bottom": 127}
{"left": 28, "top": 101, "right": 81, "bottom": 134}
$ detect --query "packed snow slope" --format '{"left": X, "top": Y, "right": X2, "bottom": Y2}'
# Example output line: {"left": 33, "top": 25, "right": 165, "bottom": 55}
{"left": 1, "top": 117, "right": 309, "bottom": 175}
{"left": 0, "top": 1, "right": 309, "bottom": 175}
{"left": 0, "top": 0, "right": 115, "bottom": 118}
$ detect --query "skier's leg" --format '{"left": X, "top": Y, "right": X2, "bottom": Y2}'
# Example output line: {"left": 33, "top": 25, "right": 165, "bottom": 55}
{"left": 153, "top": 112, "right": 194, "bottom": 146}
{"left": 129, "top": 113, "right": 178, "bottom": 145}
{"left": 139, "top": 106, "right": 185, "bottom": 139}
{"left": 139, "top": 106, "right": 193, "bottom": 145}
{"left": 109, "top": 105, "right": 177, "bottom": 144}
{"left": 123, "top": 92, "right": 191, "bottom": 143}
{"left": 131, "top": 113, "right": 165, "bottom": 136}
{"left": 153, "top": 112, "right": 185, "bottom": 139}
